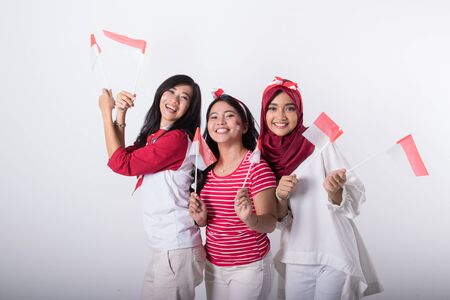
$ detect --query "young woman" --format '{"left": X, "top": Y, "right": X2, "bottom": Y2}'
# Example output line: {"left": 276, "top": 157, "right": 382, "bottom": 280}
{"left": 98, "top": 75, "right": 205, "bottom": 300}
{"left": 188, "top": 92, "right": 277, "bottom": 300}
{"left": 259, "top": 77, "right": 382, "bottom": 300}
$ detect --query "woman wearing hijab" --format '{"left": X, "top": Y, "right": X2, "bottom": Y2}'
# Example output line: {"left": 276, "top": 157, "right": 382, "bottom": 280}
{"left": 259, "top": 76, "right": 382, "bottom": 300}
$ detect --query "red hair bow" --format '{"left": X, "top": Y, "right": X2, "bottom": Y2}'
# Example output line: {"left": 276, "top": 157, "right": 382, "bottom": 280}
{"left": 266, "top": 76, "right": 298, "bottom": 91}
{"left": 211, "top": 88, "right": 224, "bottom": 99}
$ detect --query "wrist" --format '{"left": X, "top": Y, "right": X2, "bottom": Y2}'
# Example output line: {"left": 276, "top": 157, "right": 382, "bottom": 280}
{"left": 245, "top": 214, "right": 258, "bottom": 229}
{"left": 278, "top": 209, "right": 292, "bottom": 222}
{"left": 328, "top": 188, "right": 343, "bottom": 205}
{"left": 276, "top": 187, "right": 289, "bottom": 202}
{"left": 277, "top": 202, "right": 289, "bottom": 220}
{"left": 116, "top": 109, "right": 127, "bottom": 120}
{"left": 113, "top": 120, "right": 126, "bottom": 129}
{"left": 102, "top": 113, "right": 113, "bottom": 123}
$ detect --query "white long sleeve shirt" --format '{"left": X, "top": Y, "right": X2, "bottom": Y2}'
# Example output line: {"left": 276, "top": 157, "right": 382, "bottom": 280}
{"left": 108, "top": 129, "right": 202, "bottom": 251}
{"left": 275, "top": 143, "right": 382, "bottom": 299}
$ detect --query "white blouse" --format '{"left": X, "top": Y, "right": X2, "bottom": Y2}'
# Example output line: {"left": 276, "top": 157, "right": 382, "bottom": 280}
{"left": 275, "top": 143, "right": 382, "bottom": 299}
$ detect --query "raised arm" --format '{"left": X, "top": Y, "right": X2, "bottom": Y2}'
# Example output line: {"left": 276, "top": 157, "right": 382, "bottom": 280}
{"left": 98, "top": 89, "right": 135, "bottom": 157}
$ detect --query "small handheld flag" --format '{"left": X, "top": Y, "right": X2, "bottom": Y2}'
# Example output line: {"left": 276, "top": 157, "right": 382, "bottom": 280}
{"left": 90, "top": 33, "right": 108, "bottom": 87}
{"left": 348, "top": 134, "right": 429, "bottom": 177}
{"left": 242, "top": 141, "right": 261, "bottom": 187}
{"left": 295, "top": 112, "right": 343, "bottom": 175}
{"left": 103, "top": 30, "right": 147, "bottom": 54}
{"left": 303, "top": 112, "right": 343, "bottom": 149}
{"left": 189, "top": 127, "right": 217, "bottom": 192}
{"left": 396, "top": 134, "right": 429, "bottom": 176}
{"left": 102, "top": 30, "right": 147, "bottom": 94}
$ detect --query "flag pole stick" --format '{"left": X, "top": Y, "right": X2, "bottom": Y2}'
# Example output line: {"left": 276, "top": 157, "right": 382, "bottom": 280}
{"left": 132, "top": 54, "right": 144, "bottom": 94}
{"left": 98, "top": 56, "right": 108, "bottom": 89}
{"left": 242, "top": 163, "right": 252, "bottom": 187}
{"left": 347, "top": 144, "right": 396, "bottom": 173}
{"left": 294, "top": 142, "right": 330, "bottom": 176}
{"left": 194, "top": 141, "right": 199, "bottom": 194}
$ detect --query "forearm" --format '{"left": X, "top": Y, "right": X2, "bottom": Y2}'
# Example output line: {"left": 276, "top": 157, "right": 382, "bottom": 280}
{"left": 276, "top": 199, "right": 289, "bottom": 220}
{"left": 102, "top": 112, "right": 121, "bottom": 158}
{"left": 245, "top": 213, "right": 276, "bottom": 233}
{"left": 114, "top": 110, "right": 127, "bottom": 147}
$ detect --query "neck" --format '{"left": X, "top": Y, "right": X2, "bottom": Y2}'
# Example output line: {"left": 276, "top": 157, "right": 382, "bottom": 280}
{"left": 160, "top": 120, "right": 173, "bottom": 129}
{"left": 217, "top": 142, "right": 247, "bottom": 164}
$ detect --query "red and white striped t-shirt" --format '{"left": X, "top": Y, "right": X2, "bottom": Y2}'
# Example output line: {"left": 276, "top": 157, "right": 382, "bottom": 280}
{"left": 200, "top": 151, "right": 276, "bottom": 266}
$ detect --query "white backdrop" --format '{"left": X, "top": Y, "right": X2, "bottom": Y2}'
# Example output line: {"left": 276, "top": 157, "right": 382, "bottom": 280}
{"left": 1, "top": 0, "right": 449, "bottom": 299}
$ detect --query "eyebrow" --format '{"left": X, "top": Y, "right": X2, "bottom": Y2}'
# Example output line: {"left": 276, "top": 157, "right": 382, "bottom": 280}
{"left": 209, "top": 110, "right": 237, "bottom": 116}
{"left": 268, "top": 103, "right": 296, "bottom": 107}
{"left": 171, "top": 87, "right": 192, "bottom": 99}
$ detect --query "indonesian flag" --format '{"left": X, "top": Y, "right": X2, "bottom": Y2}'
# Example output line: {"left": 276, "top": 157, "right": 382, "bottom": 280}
{"left": 189, "top": 127, "right": 217, "bottom": 170}
{"left": 303, "top": 112, "right": 343, "bottom": 148}
{"left": 90, "top": 33, "right": 101, "bottom": 70}
{"left": 103, "top": 30, "right": 147, "bottom": 54}
{"left": 242, "top": 140, "right": 261, "bottom": 187}
{"left": 249, "top": 140, "right": 261, "bottom": 164}
{"left": 394, "top": 134, "right": 429, "bottom": 176}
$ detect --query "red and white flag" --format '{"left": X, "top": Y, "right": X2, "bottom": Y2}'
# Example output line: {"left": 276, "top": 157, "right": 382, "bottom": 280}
{"left": 189, "top": 127, "right": 217, "bottom": 171}
{"left": 249, "top": 140, "right": 261, "bottom": 164}
{"left": 90, "top": 33, "right": 102, "bottom": 71}
{"left": 242, "top": 140, "right": 261, "bottom": 187}
{"left": 394, "top": 134, "right": 429, "bottom": 176}
{"left": 303, "top": 112, "right": 343, "bottom": 148}
{"left": 103, "top": 30, "right": 147, "bottom": 54}
{"left": 348, "top": 134, "right": 429, "bottom": 177}
{"left": 103, "top": 30, "right": 147, "bottom": 93}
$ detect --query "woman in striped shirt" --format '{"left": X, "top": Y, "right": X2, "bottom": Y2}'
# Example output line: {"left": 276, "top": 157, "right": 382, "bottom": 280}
{"left": 189, "top": 92, "right": 277, "bottom": 300}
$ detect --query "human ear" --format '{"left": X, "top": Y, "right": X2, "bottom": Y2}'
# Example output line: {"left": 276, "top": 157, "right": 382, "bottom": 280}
{"left": 242, "top": 123, "right": 249, "bottom": 134}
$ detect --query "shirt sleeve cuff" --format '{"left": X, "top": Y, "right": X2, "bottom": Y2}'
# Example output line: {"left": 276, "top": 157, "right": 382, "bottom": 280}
{"left": 276, "top": 209, "right": 293, "bottom": 229}
{"left": 107, "top": 147, "right": 126, "bottom": 170}
{"left": 327, "top": 187, "right": 349, "bottom": 211}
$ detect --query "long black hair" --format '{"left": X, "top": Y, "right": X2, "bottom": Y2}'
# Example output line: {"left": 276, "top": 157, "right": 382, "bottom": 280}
{"left": 134, "top": 75, "right": 201, "bottom": 147}
{"left": 195, "top": 94, "right": 258, "bottom": 192}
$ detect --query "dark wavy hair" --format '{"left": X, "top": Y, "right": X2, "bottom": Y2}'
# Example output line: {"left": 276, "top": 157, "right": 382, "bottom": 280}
{"left": 134, "top": 75, "right": 201, "bottom": 147}
{"left": 195, "top": 94, "right": 258, "bottom": 192}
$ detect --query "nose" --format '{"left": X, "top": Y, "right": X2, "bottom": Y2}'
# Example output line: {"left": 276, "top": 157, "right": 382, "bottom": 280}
{"left": 216, "top": 115, "right": 226, "bottom": 125}
{"left": 164, "top": 93, "right": 179, "bottom": 104}
{"left": 275, "top": 108, "right": 286, "bottom": 119}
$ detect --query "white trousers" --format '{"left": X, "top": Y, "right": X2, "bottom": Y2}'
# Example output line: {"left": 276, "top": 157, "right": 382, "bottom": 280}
{"left": 205, "top": 252, "right": 273, "bottom": 300}
{"left": 140, "top": 245, "right": 206, "bottom": 300}
{"left": 285, "top": 264, "right": 346, "bottom": 300}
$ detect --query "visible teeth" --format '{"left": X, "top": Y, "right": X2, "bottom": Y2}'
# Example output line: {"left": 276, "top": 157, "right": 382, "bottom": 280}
{"left": 165, "top": 104, "right": 177, "bottom": 112}
{"left": 274, "top": 122, "right": 288, "bottom": 128}
{"left": 216, "top": 128, "right": 228, "bottom": 133}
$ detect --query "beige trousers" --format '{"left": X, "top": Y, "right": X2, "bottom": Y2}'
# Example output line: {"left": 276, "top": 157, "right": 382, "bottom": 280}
{"left": 205, "top": 252, "right": 273, "bottom": 300}
{"left": 140, "top": 245, "right": 206, "bottom": 300}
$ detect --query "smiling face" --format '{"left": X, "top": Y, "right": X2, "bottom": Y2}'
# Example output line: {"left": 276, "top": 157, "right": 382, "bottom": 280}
{"left": 207, "top": 100, "right": 247, "bottom": 145}
{"left": 159, "top": 84, "right": 193, "bottom": 128}
{"left": 265, "top": 91, "right": 298, "bottom": 137}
